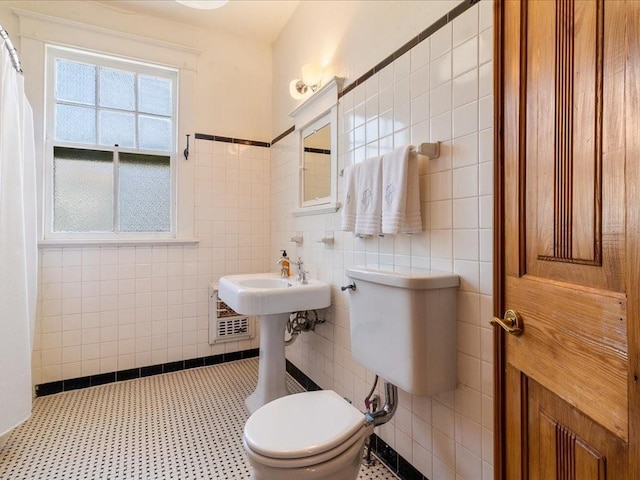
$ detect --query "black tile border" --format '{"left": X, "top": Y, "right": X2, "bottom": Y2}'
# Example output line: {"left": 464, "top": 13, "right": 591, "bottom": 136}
{"left": 372, "top": 434, "right": 428, "bottom": 480}
{"left": 194, "top": 133, "right": 270, "bottom": 148}
{"left": 34, "top": 348, "right": 260, "bottom": 397}
{"left": 304, "top": 147, "right": 331, "bottom": 155}
{"left": 285, "top": 359, "right": 429, "bottom": 480}
{"left": 271, "top": 0, "right": 481, "bottom": 147}
{"left": 271, "top": 125, "right": 295, "bottom": 146}
{"left": 285, "top": 359, "right": 322, "bottom": 391}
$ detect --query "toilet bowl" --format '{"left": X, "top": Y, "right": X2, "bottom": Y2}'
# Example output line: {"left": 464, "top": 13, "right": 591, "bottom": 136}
{"left": 243, "top": 390, "right": 374, "bottom": 480}
{"left": 243, "top": 267, "right": 460, "bottom": 479}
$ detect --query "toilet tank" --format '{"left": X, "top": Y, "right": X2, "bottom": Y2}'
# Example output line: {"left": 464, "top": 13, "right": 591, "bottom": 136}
{"left": 345, "top": 267, "right": 459, "bottom": 396}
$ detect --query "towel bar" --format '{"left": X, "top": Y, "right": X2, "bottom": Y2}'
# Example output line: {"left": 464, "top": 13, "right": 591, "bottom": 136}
{"left": 414, "top": 142, "right": 441, "bottom": 159}
{"left": 339, "top": 142, "right": 440, "bottom": 176}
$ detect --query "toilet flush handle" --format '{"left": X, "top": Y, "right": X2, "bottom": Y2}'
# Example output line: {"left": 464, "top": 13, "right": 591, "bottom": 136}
{"left": 341, "top": 282, "right": 356, "bottom": 291}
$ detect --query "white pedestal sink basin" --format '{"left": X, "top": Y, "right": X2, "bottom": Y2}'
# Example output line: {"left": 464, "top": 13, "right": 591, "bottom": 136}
{"left": 218, "top": 273, "right": 331, "bottom": 413}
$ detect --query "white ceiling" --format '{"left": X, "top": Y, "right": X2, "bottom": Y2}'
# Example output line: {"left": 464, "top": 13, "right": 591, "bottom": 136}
{"left": 92, "top": 0, "right": 301, "bottom": 44}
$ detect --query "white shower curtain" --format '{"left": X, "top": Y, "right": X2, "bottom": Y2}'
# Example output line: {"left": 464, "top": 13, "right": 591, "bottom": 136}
{"left": 0, "top": 39, "right": 38, "bottom": 438}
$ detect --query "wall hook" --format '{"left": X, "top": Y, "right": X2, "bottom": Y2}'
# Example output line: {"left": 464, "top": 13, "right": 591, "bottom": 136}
{"left": 184, "top": 134, "right": 190, "bottom": 160}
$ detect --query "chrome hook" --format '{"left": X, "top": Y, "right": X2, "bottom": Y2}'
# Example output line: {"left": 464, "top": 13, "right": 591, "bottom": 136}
{"left": 184, "top": 134, "right": 190, "bottom": 160}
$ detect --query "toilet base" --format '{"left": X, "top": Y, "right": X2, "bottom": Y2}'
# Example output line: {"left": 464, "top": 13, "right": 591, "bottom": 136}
{"left": 244, "top": 426, "right": 370, "bottom": 480}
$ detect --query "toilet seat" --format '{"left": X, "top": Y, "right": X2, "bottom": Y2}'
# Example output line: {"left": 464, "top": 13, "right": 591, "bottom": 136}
{"left": 243, "top": 390, "right": 367, "bottom": 461}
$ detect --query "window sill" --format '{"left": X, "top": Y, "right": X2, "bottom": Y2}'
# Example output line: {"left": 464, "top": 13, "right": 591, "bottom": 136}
{"left": 38, "top": 238, "right": 200, "bottom": 248}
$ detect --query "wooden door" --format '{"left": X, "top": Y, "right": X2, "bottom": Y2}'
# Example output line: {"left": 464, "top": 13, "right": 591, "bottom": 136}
{"left": 494, "top": 0, "right": 640, "bottom": 478}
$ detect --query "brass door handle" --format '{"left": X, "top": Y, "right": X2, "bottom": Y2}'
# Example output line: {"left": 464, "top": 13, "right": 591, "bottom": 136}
{"left": 490, "top": 309, "right": 523, "bottom": 335}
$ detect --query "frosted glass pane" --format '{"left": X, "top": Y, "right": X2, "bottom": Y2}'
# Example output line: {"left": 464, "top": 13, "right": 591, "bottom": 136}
{"left": 56, "top": 104, "right": 96, "bottom": 144}
{"left": 56, "top": 60, "right": 95, "bottom": 105}
{"left": 99, "top": 68, "right": 135, "bottom": 110}
{"left": 139, "top": 116, "right": 172, "bottom": 151}
{"left": 53, "top": 147, "right": 113, "bottom": 232}
{"left": 99, "top": 110, "right": 135, "bottom": 148}
{"left": 119, "top": 153, "right": 170, "bottom": 232}
{"left": 138, "top": 75, "right": 172, "bottom": 116}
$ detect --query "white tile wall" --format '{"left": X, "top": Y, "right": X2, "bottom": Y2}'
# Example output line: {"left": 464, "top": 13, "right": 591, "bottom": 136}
{"left": 271, "top": 3, "right": 493, "bottom": 479}
{"left": 33, "top": 139, "right": 271, "bottom": 384}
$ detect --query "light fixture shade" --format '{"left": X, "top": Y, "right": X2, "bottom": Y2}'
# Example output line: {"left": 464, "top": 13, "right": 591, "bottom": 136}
{"left": 176, "top": 0, "right": 229, "bottom": 10}
{"left": 301, "top": 63, "right": 323, "bottom": 89}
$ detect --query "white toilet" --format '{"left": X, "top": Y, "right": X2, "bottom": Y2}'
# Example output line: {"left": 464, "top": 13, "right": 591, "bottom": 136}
{"left": 243, "top": 266, "right": 459, "bottom": 480}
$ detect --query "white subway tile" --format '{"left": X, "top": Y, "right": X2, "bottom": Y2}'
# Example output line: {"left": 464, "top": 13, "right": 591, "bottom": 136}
{"left": 453, "top": 101, "right": 478, "bottom": 139}
{"left": 431, "top": 23, "right": 452, "bottom": 60}
{"left": 394, "top": 52, "right": 411, "bottom": 81}
{"left": 430, "top": 52, "right": 452, "bottom": 89}
{"left": 453, "top": 7, "right": 478, "bottom": 47}
{"left": 431, "top": 112, "right": 452, "bottom": 142}
{"left": 430, "top": 82, "right": 452, "bottom": 118}
{"left": 453, "top": 37, "right": 478, "bottom": 78}
{"left": 453, "top": 68, "right": 478, "bottom": 109}
{"left": 479, "top": 28, "right": 493, "bottom": 66}
{"left": 478, "top": 62, "right": 492, "bottom": 98}
{"left": 411, "top": 64, "right": 429, "bottom": 99}
{"left": 478, "top": 95, "right": 493, "bottom": 131}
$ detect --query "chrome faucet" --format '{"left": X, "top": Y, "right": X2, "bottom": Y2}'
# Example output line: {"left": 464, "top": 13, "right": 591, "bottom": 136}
{"left": 291, "top": 257, "right": 308, "bottom": 284}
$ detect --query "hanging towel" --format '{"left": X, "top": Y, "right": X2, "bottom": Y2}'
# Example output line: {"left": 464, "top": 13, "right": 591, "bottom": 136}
{"left": 0, "top": 40, "right": 37, "bottom": 439}
{"left": 355, "top": 155, "right": 383, "bottom": 237}
{"left": 341, "top": 163, "right": 358, "bottom": 231}
{"left": 381, "top": 146, "right": 423, "bottom": 234}
{"left": 402, "top": 149, "right": 422, "bottom": 234}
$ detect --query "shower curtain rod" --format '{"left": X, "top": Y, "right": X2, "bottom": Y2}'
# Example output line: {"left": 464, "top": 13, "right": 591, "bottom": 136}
{"left": 0, "top": 24, "right": 22, "bottom": 74}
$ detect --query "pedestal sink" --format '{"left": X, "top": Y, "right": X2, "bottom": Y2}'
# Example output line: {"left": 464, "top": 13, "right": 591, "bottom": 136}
{"left": 217, "top": 273, "right": 331, "bottom": 413}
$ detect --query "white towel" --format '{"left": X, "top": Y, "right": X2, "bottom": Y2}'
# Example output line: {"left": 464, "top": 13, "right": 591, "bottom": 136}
{"left": 402, "top": 150, "right": 422, "bottom": 233}
{"left": 341, "top": 163, "right": 358, "bottom": 231}
{"left": 355, "top": 156, "right": 383, "bottom": 236}
{"left": 381, "top": 146, "right": 422, "bottom": 234}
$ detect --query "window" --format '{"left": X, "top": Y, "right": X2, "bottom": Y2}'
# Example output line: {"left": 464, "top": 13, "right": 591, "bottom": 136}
{"left": 45, "top": 46, "right": 178, "bottom": 238}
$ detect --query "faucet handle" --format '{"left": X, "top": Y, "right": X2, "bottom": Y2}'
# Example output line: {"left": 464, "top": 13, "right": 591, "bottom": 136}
{"left": 299, "top": 269, "right": 309, "bottom": 284}
{"left": 292, "top": 257, "right": 304, "bottom": 267}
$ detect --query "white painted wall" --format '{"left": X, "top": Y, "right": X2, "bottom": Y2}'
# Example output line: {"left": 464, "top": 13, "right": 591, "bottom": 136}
{"left": 0, "top": 0, "right": 273, "bottom": 141}
{"left": 271, "top": 0, "right": 461, "bottom": 137}
{"left": 271, "top": 1, "right": 494, "bottom": 479}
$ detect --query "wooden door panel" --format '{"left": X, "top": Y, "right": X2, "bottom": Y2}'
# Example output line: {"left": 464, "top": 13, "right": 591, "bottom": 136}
{"left": 506, "top": 275, "right": 627, "bottom": 440}
{"left": 529, "top": 376, "right": 628, "bottom": 479}
{"left": 527, "top": 0, "right": 603, "bottom": 265}
{"left": 496, "top": 0, "right": 635, "bottom": 477}
{"left": 523, "top": 0, "right": 625, "bottom": 292}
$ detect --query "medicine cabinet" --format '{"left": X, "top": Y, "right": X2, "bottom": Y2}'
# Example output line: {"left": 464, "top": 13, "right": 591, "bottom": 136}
{"left": 290, "top": 77, "right": 344, "bottom": 216}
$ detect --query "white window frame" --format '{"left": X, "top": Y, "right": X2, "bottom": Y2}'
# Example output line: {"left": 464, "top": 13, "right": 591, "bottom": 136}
{"left": 44, "top": 45, "right": 179, "bottom": 240}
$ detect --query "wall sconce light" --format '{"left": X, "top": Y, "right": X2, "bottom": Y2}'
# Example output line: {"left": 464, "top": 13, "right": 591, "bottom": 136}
{"left": 289, "top": 63, "right": 323, "bottom": 100}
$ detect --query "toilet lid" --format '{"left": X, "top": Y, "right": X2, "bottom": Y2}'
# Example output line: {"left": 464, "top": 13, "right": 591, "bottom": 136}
{"left": 243, "top": 390, "right": 366, "bottom": 459}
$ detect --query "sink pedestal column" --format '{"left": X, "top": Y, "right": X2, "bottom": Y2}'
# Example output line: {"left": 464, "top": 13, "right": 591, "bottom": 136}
{"left": 245, "top": 312, "right": 290, "bottom": 414}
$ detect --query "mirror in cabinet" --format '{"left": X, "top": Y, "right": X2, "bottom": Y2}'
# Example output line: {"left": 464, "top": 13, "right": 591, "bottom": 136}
{"left": 302, "top": 120, "right": 331, "bottom": 205}
{"left": 290, "top": 77, "right": 343, "bottom": 216}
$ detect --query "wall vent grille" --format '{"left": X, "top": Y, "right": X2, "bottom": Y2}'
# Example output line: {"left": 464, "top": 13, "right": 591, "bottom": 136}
{"left": 208, "top": 284, "right": 255, "bottom": 344}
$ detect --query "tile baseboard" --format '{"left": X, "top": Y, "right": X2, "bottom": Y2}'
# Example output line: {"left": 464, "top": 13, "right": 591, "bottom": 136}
{"left": 35, "top": 348, "right": 260, "bottom": 397}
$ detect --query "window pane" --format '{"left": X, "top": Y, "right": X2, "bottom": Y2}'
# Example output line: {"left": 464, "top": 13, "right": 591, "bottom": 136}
{"left": 119, "top": 153, "right": 170, "bottom": 232}
{"left": 56, "top": 104, "right": 96, "bottom": 144}
{"left": 99, "top": 110, "right": 135, "bottom": 148}
{"left": 53, "top": 147, "right": 113, "bottom": 232}
{"left": 139, "top": 116, "right": 172, "bottom": 151}
{"left": 138, "top": 75, "right": 172, "bottom": 116}
{"left": 99, "top": 67, "right": 135, "bottom": 110}
{"left": 56, "top": 60, "right": 95, "bottom": 105}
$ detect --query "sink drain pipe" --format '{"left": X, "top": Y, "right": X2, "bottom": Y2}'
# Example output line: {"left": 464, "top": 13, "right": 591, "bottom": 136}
{"left": 284, "top": 310, "right": 324, "bottom": 346}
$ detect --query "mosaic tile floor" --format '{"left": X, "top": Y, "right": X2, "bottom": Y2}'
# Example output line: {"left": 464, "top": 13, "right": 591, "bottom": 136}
{"left": 0, "top": 358, "right": 398, "bottom": 479}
